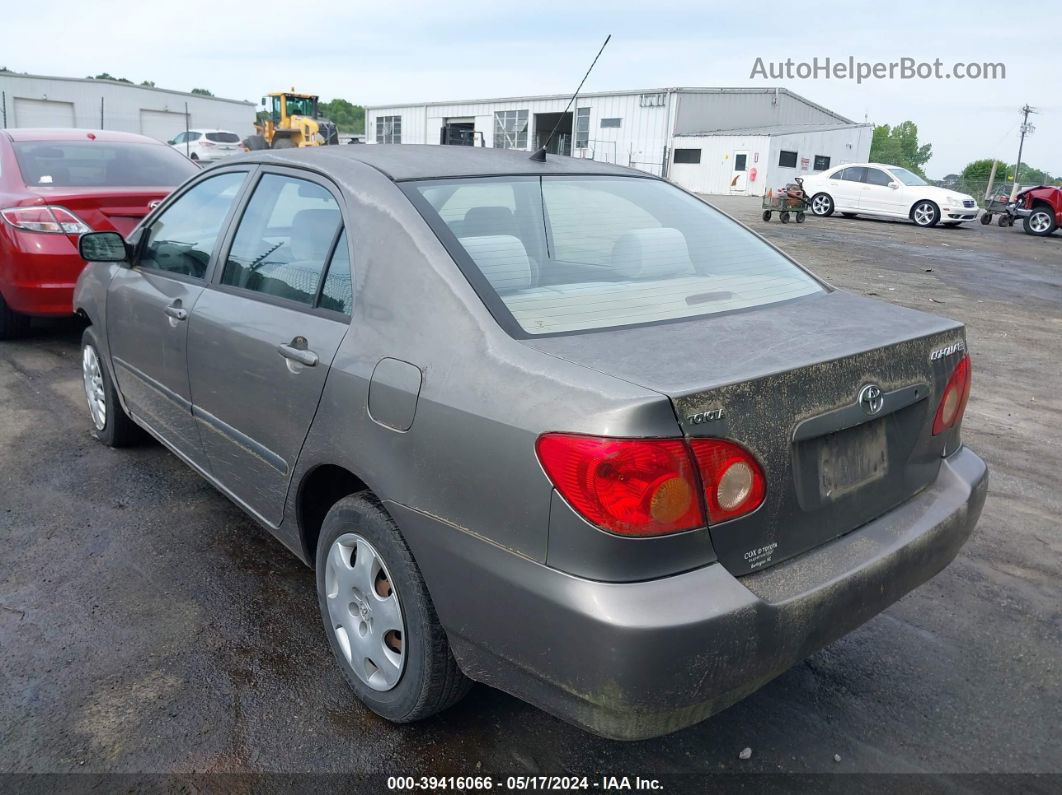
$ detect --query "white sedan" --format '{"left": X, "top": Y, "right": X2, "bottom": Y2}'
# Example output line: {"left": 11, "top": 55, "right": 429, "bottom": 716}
{"left": 801, "top": 163, "right": 979, "bottom": 228}
{"left": 167, "top": 129, "right": 242, "bottom": 163}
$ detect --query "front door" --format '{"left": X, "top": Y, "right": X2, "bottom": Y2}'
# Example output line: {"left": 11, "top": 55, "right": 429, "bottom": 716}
{"left": 107, "top": 169, "right": 249, "bottom": 467}
{"left": 859, "top": 167, "right": 905, "bottom": 216}
{"left": 729, "top": 151, "right": 749, "bottom": 193}
{"left": 186, "top": 170, "right": 352, "bottom": 526}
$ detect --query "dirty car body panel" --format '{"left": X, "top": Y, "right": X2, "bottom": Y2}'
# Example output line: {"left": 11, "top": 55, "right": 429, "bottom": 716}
{"left": 74, "top": 145, "right": 987, "bottom": 740}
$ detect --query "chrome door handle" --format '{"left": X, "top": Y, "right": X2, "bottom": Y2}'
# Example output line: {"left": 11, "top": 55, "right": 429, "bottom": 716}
{"left": 164, "top": 305, "right": 188, "bottom": 321}
{"left": 278, "top": 341, "right": 319, "bottom": 367}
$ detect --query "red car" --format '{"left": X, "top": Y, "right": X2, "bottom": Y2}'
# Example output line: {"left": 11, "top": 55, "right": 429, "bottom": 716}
{"left": 0, "top": 128, "right": 198, "bottom": 338}
{"left": 1016, "top": 185, "right": 1062, "bottom": 237}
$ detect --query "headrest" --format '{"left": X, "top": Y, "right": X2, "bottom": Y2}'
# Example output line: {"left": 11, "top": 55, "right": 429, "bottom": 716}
{"left": 458, "top": 235, "right": 533, "bottom": 293}
{"left": 610, "top": 227, "right": 694, "bottom": 280}
{"left": 463, "top": 206, "right": 516, "bottom": 237}
{"left": 291, "top": 208, "right": 341, "bottom": 262}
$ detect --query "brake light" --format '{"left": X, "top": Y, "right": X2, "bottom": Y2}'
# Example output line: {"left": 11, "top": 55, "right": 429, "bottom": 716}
{"left": 535, "top": 434, "right": 704, "bottom": 537}
{"left": 932, "top": 354, "right": 972, "bottom": 435}
{"left": 689, "top": 439, "right": 766, "bottom": 523}
{"left": 1, "top": 206, "right": 91, "bottom": 234}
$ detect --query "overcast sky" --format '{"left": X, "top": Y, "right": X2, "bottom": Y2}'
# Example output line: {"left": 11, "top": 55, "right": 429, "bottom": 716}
{"left": 6, "top": 1, "right": 1059, "bottom": 177}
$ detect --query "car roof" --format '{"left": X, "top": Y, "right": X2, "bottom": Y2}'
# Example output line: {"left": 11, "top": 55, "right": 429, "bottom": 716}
{"left": 1, "top": 128, "right": 164, "bottom": 144}
{"left": 236, "top": 144, "right": 651, "bottom": 182}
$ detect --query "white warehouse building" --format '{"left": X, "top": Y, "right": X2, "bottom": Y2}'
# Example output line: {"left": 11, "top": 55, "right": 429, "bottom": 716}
{"left": 0, "top": 72, "right": 255, "bottom": 143}
{"left": 366, "top": 87, "right": 872, "bottom": 195}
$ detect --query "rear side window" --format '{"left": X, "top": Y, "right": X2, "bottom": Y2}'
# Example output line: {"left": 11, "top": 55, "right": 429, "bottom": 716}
{"left": 205, "top": 132, "right": 240, "bottom": 143}
{"left": 12, "top": 141, "right": 198, "bottom": 187}
{"left": 140, "top": 171, "right": 246, "bottom": 279}
{"left": 319, "top": 230, "right": 353, "bottom": 316}
{"left": 221, "top": 174, "right": 342, "bottom": 306}
{"left": 410, "top": 176, "right": 823, "bottom": 336}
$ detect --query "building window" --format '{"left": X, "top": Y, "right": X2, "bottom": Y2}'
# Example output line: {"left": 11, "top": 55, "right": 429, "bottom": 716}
{"left": 376, "top": 115, "right": 401, "bottom": 144}
{"left": 813, "top": 155, "right": 831, "bottom": 171}
{"left": 600, "top": 117, "right": 622, "bottom": 128}
{"left": 575, "top": 107, "right": 590, "bottom": 149}
{"left": 493, "top": 110, "right": 529, "bottom": 149}
{"left": 778, "top": 150, "right": 798, "bottom": 168}
{"left": 639, "top": 93, "right": 666, "bottom": 108}
{"left": 673, "top": 148, "right": 701, "bottom": 164}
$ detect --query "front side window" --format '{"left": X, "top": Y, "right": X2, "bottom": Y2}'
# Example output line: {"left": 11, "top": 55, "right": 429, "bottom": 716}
{"left": 864, "top": 168, "right": 892, "bottom": 186}
{"left": 888, "top": 167, "right": 928, "bottom": 186}
{"left": 778, "top": 150, "right": 798, "bottom": 168}
{"left": 575, "top": 107, "right": 590, "bottom": 149}
{"left": 221, "top": 174, "right": 342, "bottom": 306}
{"left": 285, "top": 96, "right": 316, "bottom": 117}
{"left": 410, "top": 176, "right": 823, "bottom": 336}
{"left": 493, "top": 110, "right": 528, "bottom": 150}
{"left": 376, "top": 116, "right": 402, "bottom": 144}
{"left": 12, "top": 141, "right": 197, "bottom": 188}
{"left": 140, "top": 171, "right": 247, "bottom": 279}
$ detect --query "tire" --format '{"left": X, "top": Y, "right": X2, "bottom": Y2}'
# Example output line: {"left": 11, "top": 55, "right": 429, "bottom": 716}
{"left": 1023, "top": 206, "right": 1058, "bottom": 237}
{"left": 979, "top": 213, "right": 992, "bottom": 225}
{"left": 762, "top": 210, "right": 771, "bottom": 222}
{"left": 998, "top": 215, "right": 1010, "bottom": 228}
{"left": 190, "top": 153, "right": 199, "bottom": 161}
{"left": 911, "top": 200, "right": 940, "bottom": 228}
{"left": 841, "top": 212, "right": 858, "bottom": 218}
{"left": 780, "top": 212, "right": 790, "bottom": 224}
{"left": 243, "top": 135, "right": 268, "bottom": 151}
{"left": 0, "top": 292, "right": 30, "bottom": 340}
{"left": 81, "top": 327, "right": 142, "bottom": 447}
{"left": 272, "top": 138, "right": 296, "bottom": 149}
{"left": 316, "top": 493, "right": 470, "bottom": 723}
{"left": 810, "top": 193, "right": 834, "bottom": 217}
{"left": 796, "top": 212, "right": 806, "bottom": 223}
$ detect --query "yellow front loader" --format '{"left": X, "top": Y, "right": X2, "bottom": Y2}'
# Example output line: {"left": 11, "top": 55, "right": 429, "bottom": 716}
{"left": 244, "top": 91, "right": 340, "bottom": 150}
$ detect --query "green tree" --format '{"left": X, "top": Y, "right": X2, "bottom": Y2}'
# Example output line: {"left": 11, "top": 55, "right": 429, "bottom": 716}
{"left": 89, "top": 72, "right": 132, "bottom": 83}
{"left": 961, "top": 159, "right": 1052, "bottom": 186}
{"left": 140, "top": 80, "right": 156, "bottom": 88}
{"left": 319, "top": 98, "right": 365, "bottom": 134}
{"left": 190, "top": 88, "right": 214, "bottom": 97}
{"left": 869, "top": 121, "right": 933, "bottom": 177}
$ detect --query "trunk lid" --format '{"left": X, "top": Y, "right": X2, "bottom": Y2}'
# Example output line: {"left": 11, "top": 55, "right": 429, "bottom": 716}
{"left": 524, "top": 291, "right": 969, "bottom": 575}
{"left": 26, "top": 186, "right": 171, "bottom": 236}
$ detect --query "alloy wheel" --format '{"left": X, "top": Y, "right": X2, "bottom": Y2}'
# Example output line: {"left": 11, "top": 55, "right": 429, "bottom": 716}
{"left": 811, "top": 195, "right": 832, "bottom": 215}
{"left": 82, "top": 345, "right": 107, "bottom": 431}
{"left": 1029, "top": 211, "right": 1052, "bottom": 234}
{"left": 325, "top": 533, "right": 406, "bottom": 691}
{"left": 913, "top": 202, "right": 936, "bottom": 226}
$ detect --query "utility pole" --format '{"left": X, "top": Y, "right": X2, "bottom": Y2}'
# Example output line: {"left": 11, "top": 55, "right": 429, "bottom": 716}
{"left": 1010, "top": 104, "right": 1037, "bottom": 200}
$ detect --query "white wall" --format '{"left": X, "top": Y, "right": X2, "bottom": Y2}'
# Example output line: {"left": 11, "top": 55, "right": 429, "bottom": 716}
{"left": 0, "top": 73, "right": 255, "bottom": 141}
{"left": 367, "top": 91, "right": 675, "bottom": 175}
{"left": 669, "top": 126, "right": 872, "bottom": 195}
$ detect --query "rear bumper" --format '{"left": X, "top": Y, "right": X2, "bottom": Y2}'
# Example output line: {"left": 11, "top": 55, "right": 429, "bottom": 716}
{"left": 389, "top": 447, "right": 988, "bottom": 740}
{"left": 0, "top": 229, "right": 83, "bottom": 316}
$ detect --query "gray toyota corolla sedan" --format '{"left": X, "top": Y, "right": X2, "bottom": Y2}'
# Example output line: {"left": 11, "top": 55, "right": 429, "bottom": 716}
{"left": 73, "top": 145, "right": 987, "bottom": 740}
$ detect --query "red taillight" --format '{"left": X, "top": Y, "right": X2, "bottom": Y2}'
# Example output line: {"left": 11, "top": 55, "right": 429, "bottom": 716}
{"left": 1, "top": 205, "right": 91, "bottom": 234}
{"left": 688, "top": 439, "right": 766, "bottom": 523}
{"left": 536, "top": 434, "right": 704, "bottom": 537}
{"left": 933, "top": 354, "right": 972, "bottom": 435}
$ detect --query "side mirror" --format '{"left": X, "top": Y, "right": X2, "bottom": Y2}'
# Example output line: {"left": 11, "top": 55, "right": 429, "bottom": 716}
{"left": 888, "top": 181, "right": 900, "bottom": 189}
{"left": 79, "top": 231, "right": 129, "bottom": 263}
{"left": 167, "top": 139, "right": 176, "bottom": 145}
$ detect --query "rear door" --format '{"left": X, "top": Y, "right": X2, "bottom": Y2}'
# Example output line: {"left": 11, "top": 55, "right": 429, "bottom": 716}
{"left": 831, "top": 166, "right": 866, "bottom": 210}
{"left": 186, "top": 169, "right": 352, "bottom": 526}
{"left": 107, "top": 168, "right": 250, "bottom": 465}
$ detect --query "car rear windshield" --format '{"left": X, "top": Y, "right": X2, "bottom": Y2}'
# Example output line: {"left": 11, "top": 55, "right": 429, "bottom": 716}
{"left": 12, "top": 141, "right": 198, "bottom": 188}
{"left": 205, "top": 132, "right": 240, "bottom": 143}
{"left": 408, "top": 175, "right": 824, "bottom": 336}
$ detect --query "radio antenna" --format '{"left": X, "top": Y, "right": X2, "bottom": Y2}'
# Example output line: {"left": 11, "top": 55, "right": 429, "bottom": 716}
{"left": 530, "top": 34, "right": 611, "bottom": 162}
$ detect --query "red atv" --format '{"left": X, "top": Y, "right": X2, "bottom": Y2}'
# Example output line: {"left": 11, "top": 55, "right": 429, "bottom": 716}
{"left": 1015, "top": 185, "right": 1061, "bottom": 237}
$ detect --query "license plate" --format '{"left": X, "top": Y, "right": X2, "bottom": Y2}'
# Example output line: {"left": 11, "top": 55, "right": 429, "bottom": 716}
{"left": 818, "top": 419, "right": 888, "bottom": 500}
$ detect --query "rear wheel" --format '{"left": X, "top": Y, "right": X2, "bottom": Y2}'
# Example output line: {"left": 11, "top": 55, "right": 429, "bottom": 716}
{"left": 796, "top": 212, "right": 806, "bottom": 224}
{"left": 761, "top": 210, "right": 772, "bottom": 222}
{"left": 780, "top": 211, "right": 790, "bottom": 224}
{"left": 1024, "top": 206, "right": 1057, "bottom": 236}
{"left": 810, "top": 193, "right": 834, "bottom": 217}
{"left": 998, "top": 215, "right": 1010, "bottom": 228}
{"left": 979, "top": 213, "right": 992, "bottom": 225}
{"left": 81, "top": 327, "right": 142, "bottom": 447}
{"left": 0, "top": 293, "right": 30, "bottom": 340}
{"left": 911, "top": 200, "right": 940, "bottom": 227}
{"left": 316, "top": 493, "right": 470, "bottom": 723}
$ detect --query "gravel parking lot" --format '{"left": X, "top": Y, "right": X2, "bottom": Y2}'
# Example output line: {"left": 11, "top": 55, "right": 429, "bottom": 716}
{"left": 1, "top": 197, "right": 1059, "bottom": 780}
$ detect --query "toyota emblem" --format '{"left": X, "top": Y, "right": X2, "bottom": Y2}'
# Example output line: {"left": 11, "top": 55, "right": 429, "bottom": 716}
{"left": 858, "top": 384, "right": 884, "bottom": 415}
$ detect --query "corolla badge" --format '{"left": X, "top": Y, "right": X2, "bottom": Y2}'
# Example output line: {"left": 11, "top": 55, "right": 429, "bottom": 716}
{"left": 858, "top": 384, "right": 884, "bottom": 416}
